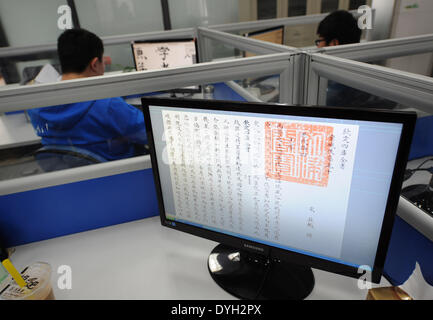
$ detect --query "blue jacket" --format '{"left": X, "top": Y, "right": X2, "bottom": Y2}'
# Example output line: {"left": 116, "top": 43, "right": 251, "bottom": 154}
{"left": 28, "top": 97, "right": 147, "bottom": 160}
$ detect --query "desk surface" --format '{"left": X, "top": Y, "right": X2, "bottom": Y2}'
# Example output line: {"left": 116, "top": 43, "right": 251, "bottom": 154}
{"left": 0, "top": 112, "right": 40, "bottom": 149}
{"left": 8, "top": 216, "right": 390, "bottom": 300}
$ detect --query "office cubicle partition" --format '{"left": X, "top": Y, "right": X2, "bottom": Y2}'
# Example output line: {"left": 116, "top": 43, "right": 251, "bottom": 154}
{"left": 0, "top": 12, "right": 432, "bottom": 286}
{"left": 0, "top": 156, "right": 158, "bottom": 247}
{"left": 305, "top": 52, "right": 433, "bottom": 111}
{"left": 196, "top": 27, "right": 297, "bottom": 104}
{"left": 0, "top": 52, "right": 295, "bottom": 112}
{"left": 0, "top": 42, "right": 298, "bottom": 247}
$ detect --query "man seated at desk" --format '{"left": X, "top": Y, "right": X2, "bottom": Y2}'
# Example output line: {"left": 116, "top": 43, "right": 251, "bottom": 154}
{"left": 27, "top": 28, "right": 148, "bottom": 161}
{"left": 316, "top": 10, "right": 397, "bottom": 109}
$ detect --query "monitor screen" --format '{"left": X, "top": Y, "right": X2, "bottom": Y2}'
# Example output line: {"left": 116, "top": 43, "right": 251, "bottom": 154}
{"left": 142, "top": 98, "right": 416, "bottom": 299}
{"left": 132, "top": 39, "right": 198, "bottom": 72}
{"left": 132, "top": 38, "right": 200, "bottom": 94}
{"left": 244, "top": 26, "right": 284, "bottom": 58}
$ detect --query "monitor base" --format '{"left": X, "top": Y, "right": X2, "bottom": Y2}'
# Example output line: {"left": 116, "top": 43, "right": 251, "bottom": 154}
{"left": 208, "top": 244, "right": 315, "bottom": 300}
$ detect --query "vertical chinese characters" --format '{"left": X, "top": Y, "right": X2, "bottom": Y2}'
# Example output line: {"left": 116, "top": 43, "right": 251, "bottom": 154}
{"left": 156, "top": 46, "right": 171, "bottom": 68}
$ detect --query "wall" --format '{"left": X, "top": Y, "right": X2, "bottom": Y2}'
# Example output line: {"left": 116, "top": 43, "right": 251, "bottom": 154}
{"left": 0, "top": 0, "right": 64, "bottom": 47}
{"left": 74, "top": 0, "right": 165, "bottom": 70}
{"left": 168, "top": 0, "right": 239, "bottom": 29}
{"left": 387, "top": 0, "right": 433, "bottom": 76}
{"left": 371, "top": 0, "right": 396, "bottom": 41}
{"left": 0, "top": 0, "right": 65, "bottom": 79}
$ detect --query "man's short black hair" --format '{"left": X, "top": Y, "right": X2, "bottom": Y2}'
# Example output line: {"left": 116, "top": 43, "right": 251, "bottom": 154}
{"left": 317, "top": 10, "right": 362, "bottom": 45}
{"left": 58, "top": 28, "right": 104, "bottom": 74}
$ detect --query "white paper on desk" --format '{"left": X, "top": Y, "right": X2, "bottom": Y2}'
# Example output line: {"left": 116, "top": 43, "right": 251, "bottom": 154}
{"left": 34, "top": 64, "right": 61, "bottom": 84}
{"left": 400, "top": 262, "right": 433, "bottom": 300}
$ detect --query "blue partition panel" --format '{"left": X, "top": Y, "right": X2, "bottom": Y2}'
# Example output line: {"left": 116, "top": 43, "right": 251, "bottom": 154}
{"left": 0, "top": 169, "right": 159, "bottom": 247}
{"left": 384, "top": 215, "right": 433, "bottom": 286}
{"left": 213, "top": 82, "right": 247, "bottom": 102}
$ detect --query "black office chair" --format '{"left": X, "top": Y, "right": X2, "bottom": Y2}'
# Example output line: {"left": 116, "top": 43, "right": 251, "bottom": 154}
{"left": 34, "top": 145, "right": 108, "bottom": 173}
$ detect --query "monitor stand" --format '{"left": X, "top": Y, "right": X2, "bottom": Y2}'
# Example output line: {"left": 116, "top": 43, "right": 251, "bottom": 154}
{"left": 208, "top": 244, "right": 315, "bottom": 300}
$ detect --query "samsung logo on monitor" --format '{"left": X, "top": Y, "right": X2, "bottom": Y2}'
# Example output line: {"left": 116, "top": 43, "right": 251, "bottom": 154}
{"left": 243, "top": 243, "right": 264, "bottom": 252}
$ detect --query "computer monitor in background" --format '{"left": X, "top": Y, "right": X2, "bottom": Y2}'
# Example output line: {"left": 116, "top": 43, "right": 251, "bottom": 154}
{"left": 243, "top": 26, "right": 284, "bottom": 58}
{"left": 142, "top": 97, "right": 416, "bottom": 300}
{"left": 242, "top": 26, "right": 284, "bottom": 100}
{"left": 131, "top": 38, "right": 200, "bottom": 94}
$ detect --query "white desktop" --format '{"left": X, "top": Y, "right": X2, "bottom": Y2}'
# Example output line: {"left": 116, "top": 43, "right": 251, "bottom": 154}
{"left": 7, "top": 216, "right": 390, "bottom": 300}
{"left": 0, "top": 112, "right": 40, "bottom": 150}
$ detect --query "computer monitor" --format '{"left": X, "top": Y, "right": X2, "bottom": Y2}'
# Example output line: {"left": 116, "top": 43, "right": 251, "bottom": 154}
{"left": 142, "top": 97, "right": 416, "bottom": 300}
{"left": 131, "top": 38, "right": 200, "bottom": 94}
{"left": 243, "top": 26, "right": 284, "bottom": 58}
{"left": 242, "top": 26, "right": 284, "bottom": 98}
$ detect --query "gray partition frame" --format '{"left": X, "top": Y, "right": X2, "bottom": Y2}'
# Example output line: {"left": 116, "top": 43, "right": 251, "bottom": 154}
{"left": 311, "top": 33, "right": 433, "bottom": 63}
{"left": 304, "top": 32, "right": 433, "bottom": 107}
{"left": 0, "top": 52, "right": 295, "bottom": 113}
{"left": 196, "top": 27, "right": 299, "bottom": 104}
{"left": 305, "top": 53, "right": 433, "bottom": 112}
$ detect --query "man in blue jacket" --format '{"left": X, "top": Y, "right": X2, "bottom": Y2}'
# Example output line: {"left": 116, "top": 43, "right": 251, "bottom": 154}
{"left": 28, "top": 28, "right": 148, "bottom": 161}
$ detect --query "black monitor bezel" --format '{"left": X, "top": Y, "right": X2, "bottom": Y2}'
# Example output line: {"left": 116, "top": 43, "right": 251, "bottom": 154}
{"left": 141, "top": 97, "right": 416, "bottom": 284}
{"left": 131, "top": 38, "right": 201, "bottom": 94}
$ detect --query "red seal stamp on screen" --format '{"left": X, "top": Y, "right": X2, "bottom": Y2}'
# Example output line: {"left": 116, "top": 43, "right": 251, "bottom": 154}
{"left": 265, "top": 121, "right": 334, "bottom": 187}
